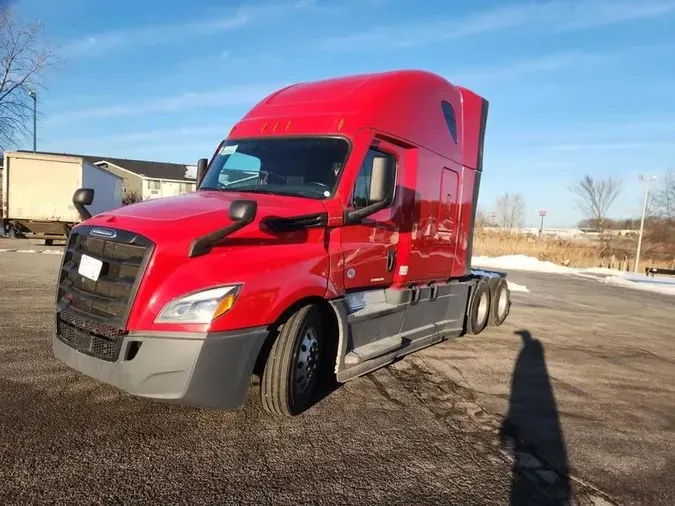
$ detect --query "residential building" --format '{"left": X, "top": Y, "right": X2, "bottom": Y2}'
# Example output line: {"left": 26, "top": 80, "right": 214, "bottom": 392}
{"left": 17, "top": 150, "right": 197, "bottom": 201}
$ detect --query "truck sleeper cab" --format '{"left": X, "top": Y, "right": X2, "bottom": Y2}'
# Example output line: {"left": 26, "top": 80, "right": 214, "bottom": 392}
{"left": 52, "top": 70, "right": 511, "bottom": 417}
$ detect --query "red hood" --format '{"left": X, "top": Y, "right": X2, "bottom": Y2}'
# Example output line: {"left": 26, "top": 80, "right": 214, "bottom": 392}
{"left": 84, "top": 190, "right": 328, "bottom": 243}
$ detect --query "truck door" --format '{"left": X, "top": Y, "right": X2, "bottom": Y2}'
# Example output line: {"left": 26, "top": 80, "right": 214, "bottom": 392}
{"left": 342, "top": 143, "right": 400, "bottom": 290}
{"left": 436, "top": 167, "right": 460, "bottom": 273}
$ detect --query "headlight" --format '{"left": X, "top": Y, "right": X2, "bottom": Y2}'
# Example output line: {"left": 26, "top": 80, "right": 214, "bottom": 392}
{"left": 155, "top": 285, "right": 241, "bottom": 324}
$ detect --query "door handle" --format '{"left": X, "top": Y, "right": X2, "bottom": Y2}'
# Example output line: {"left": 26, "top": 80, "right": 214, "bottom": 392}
{"left": 386, "top": 249, "right": 396, "bottom": 272}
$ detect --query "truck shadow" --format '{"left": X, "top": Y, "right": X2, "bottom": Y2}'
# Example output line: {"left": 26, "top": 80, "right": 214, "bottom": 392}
{"left": 500, "top": 330, "right": 571, "bottom": 505}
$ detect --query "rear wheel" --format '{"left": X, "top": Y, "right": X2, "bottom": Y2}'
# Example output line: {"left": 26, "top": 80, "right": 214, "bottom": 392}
{"left": 467, "top": 279, "right": 491, "bottom": 335}
{"left": 489, "top": 277, "right": 510, "bottom": 327}
{"left": 260, "top": 304, "right": 323, "bottom": 417}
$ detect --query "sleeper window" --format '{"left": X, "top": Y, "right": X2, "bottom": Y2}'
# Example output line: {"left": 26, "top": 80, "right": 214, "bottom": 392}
{"left": 441, "top": 101, "right": 458, "bottom": 144}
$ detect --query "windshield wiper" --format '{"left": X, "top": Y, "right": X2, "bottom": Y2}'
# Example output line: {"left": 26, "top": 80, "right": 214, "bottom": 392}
{"left": 199, "top": 187, "right": 235, "bottom": 191}
{"left": 200, "top": 187, "right": 311, "bottom": 199}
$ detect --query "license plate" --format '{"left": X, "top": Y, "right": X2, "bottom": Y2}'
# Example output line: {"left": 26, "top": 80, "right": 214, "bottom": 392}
{"left": 78, "top": 254, "right": 103, "bottom": 281}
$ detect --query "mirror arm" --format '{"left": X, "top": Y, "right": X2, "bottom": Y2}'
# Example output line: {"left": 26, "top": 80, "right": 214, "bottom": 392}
{"left": 188, "top": 199, "right": 258, "bottom": 258}
{"left": 344, "top": 198, "right": 390, "bottom": 224}
{"left": 74, "top": 202, "right": 92, "bottom": 221}
{"left": 72, "top": 188, "right": 95, "bottom": 220}
{"left": 188, "top": 220, "right": 249, "bottom": 258}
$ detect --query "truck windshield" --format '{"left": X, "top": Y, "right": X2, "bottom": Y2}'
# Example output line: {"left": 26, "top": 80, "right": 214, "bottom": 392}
{"left": 200, "top": 137, "right": 350, "bottom": 199}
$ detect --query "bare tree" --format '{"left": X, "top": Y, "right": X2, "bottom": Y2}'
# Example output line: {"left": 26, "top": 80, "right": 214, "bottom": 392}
{"left": 569, "top": 175, "right": 622, "bottom": 232}
{"left": 494, "top": 192, "right": 525, "bottom": 230}
{"left": 0, "top": 7, "right": 56, "bottom": 150}
{"left": 652, "top": 169, "right": 675, "bottom": 220}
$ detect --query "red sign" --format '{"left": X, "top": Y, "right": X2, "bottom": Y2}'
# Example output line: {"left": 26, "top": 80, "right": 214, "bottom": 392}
{"left": 538, "top": 209, "right": 547, "bottom": 217}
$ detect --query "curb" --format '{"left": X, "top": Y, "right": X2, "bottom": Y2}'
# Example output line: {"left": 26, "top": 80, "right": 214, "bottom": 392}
{"left": 0, "top": 249, "right": 64, "bottom": 255}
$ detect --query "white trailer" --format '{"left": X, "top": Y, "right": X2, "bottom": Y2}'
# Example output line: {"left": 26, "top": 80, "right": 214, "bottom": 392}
{"left": 1, "top": 151, "right": 123, "bottom": 242}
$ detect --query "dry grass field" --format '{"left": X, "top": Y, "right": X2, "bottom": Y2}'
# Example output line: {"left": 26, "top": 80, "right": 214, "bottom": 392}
{"left": 473, "top": 228, "right": 675, "bottom": 271}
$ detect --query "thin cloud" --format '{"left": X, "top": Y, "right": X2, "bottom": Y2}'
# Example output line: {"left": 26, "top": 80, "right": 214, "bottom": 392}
{"left": 550, "top": 142, "right": 675, "bottom": 151}
{"left": 448, "top": 51, "right": 593, "bottom": 82}
{"left": 61, "top": 0, "right": 324, "bottom": 57}
{"left": 559, "top": 0, "right": 675, "bottom": 29}
{"left": 47, "top": 125, "right": 229, "bottom": 146}
{"left": 46, "top": 84, "right": 286, "bottom": 123}
{"left": 320, "top": 4, "right": 526, "bottom": 50}
{"left": 320, "top": 0, "right": 675, "bottom": 51}
{"left": 61, "top": 11, "right": 248, "bottom": 57}
{"left": 448, "top": 42, "right": 673, "bottom": 83}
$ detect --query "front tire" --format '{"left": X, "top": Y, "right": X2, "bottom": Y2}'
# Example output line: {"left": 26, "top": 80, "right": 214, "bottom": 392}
{"left": 261, "top": 304, "right": 323, "bottom": 417}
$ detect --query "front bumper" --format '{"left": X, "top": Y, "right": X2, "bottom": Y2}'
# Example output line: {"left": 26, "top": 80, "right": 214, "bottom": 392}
{"left": 52, "top": 326, "right": 268, "bottom": 409}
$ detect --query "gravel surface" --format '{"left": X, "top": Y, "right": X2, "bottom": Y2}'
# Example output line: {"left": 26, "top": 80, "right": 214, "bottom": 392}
{"left": 0, "top": 251, "right": 659, "bottom": 505}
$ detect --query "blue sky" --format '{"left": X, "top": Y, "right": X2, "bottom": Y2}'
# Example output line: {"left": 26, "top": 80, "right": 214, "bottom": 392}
{"left": 13, "top": 0, "right": 675, "bottom": 227}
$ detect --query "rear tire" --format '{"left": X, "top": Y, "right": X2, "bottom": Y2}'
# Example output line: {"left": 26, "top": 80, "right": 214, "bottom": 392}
{"left": 489, "top": 277, "right": 510, "bottom": 327}
{"left": 260, "top": 304, "right": 323, "bottom": 417}
{"left": 467, "top": 279, "right": 491, "bottom": 335}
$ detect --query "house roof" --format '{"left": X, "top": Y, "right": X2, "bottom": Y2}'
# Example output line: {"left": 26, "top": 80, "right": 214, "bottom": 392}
{"left": 16, "top": 150, "right": 196, "bottom": 182}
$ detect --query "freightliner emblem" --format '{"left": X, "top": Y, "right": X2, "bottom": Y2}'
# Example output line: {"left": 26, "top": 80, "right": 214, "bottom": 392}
{"left": 90, "top": 228, "right": 117, "bottom": 239}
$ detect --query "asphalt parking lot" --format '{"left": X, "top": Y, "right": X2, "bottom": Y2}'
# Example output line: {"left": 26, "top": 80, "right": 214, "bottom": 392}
{"left": 1, "top": 249, "right": 672, "bottom": 506}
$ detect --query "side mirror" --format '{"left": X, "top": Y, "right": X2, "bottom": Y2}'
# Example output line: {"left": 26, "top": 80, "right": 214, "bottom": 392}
{"left": 73, "top": 188, "right": 94, "bottom": 220}
{"left": 368, "top": 155, "right": 393, "bottom": 204}
{"left": 188, "top": 199, "right": 258, "bottom": 258}
{"left": 229, "top": 199, "right": 257, "bottom": 222}
{"left": 345, "top": 155, "right": 394, "bottom": 224}
{"left": 196, "top": 158, "right": 208, "bottom": 187}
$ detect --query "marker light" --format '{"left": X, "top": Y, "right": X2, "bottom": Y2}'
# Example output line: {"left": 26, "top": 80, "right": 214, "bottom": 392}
{"left": 155, "top": 285, "right": 241, "bottom": 324}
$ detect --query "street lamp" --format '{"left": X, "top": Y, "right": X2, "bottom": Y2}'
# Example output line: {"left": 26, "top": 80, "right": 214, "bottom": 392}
{"left": 635, "top": 174, "right": 657, "bottom": 273}
{"left": 28, "top": 88, "right": 37, "bottom": 152}
{"left": 538, "top": 209, "right": 547, "bottom": 235}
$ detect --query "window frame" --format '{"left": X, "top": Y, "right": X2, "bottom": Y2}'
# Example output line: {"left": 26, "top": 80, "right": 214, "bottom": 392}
{"left": 147, "top": 179, "right": 161, "bottom": 190}
{"left": 201, "top": 134, "right": 354, "bottom": 200}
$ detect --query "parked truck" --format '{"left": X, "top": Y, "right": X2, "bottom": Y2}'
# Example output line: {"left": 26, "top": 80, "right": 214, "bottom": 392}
{"left": 52, "top": 70, "right": 511, "bottom": 417}
{"left": 1, "top": 151, "right": 123, "bottom": 243}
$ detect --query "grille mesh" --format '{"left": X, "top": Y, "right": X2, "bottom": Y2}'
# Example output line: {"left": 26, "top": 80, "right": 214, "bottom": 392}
{"left": 57, "top": 309, "right": 124, "bottom": 361}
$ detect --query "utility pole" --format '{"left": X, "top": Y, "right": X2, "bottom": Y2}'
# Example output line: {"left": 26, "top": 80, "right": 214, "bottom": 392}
{"left": 635, "top": 175, "right": 657, "bottom": 273}
{"left": 28, "top": 89, "right": 37, "bottom": 151}
{"left": 538, "top": 209, "right": 547, "bottom": 235}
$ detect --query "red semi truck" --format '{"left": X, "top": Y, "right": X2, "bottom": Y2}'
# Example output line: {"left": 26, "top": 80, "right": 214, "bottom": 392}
{"left": 53, "top": 70, "right": 511, "bottom": 416}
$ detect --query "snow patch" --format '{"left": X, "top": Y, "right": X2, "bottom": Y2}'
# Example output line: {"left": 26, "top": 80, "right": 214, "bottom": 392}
{"left": 507, "top": 281, "right": 529, "bottom": 293}
{"left": 471, "top": 254, "right": 675, "bottom": 296}
{"left": 471, "top": 269, "right": 501, "bottom": 278}
{"left": 472, "top": 255, "right": 572, "bottom": 274}
{"left": 603, "top": 273, "right": 675, "bottom": 296}
{"left": 577, "top": 267, "right": 624, "bottom": 276}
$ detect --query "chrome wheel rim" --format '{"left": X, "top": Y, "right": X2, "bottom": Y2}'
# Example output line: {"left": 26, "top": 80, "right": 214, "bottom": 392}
{"left": 477, "top": 292, "right": 489, "bottom": 325}
{"left": 498, "top": 288, "right": 509, "bottom": 318}
{"left": 294, "top": 326, "right": 320, "bottom": 396}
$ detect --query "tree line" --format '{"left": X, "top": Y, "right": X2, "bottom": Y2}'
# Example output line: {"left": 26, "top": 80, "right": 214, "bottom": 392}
{"left": 481, "top": 170, "right": 674, "bottom": 239}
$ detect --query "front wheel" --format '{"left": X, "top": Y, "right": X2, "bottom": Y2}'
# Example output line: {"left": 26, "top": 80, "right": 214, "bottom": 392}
{"left": 260, "top": 304, "right": 323, "bottom": 417}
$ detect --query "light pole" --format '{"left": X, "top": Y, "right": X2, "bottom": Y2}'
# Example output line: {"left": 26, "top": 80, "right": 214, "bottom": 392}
{"left": 634, "top": 175, "right": 657, "bottom": 273}
{"left": 538, "top": 209, "right": 547, "bottom": 235}
{"left": 28, "top": 89, "right": 37, "bottom": 152}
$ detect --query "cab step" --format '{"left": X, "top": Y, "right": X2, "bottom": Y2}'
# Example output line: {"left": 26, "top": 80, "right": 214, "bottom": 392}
{"left": 344, "top": 335, "right": 403, "bottom": 365}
